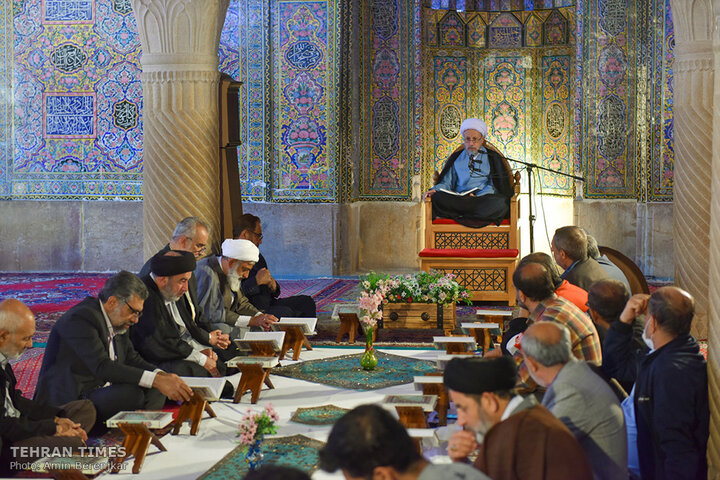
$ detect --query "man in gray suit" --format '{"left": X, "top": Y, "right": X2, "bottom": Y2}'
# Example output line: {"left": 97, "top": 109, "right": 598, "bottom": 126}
{"left": 521, "top": 322, "right": 627, "bottom": 480}
{"left": 551, "top": 226, "right": 609, "bottom": 290}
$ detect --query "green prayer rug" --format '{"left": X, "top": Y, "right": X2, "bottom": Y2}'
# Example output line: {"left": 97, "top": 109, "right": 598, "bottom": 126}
{"left": 272, "top": 352, "right": 438, "bottom": 390}
{"left": 290, "top": 405, "right": 351, "bottom": 425}
{"left": 198, "top": 435, "right": 324, "bottom": 479}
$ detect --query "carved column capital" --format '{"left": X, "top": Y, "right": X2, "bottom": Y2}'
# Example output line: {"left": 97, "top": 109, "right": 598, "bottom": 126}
{"left": 130, "top": 0, "right": 230, "bottom": 71}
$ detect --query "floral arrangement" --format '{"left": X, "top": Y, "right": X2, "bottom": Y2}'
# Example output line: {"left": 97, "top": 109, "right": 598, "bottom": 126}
{"left": 357, "top": 271, "right": 471, "bottom": 328}
{"left": 237, "top": 404, "right": 279, "bottom": 450}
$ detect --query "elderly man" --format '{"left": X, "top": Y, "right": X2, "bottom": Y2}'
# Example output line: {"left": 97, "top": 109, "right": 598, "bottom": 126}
{"left": 196, "top": 238, "right": 278, "bottom": 338}
{"left": 551, "top": 226, "right": 609, "bottom": 290}
{"left": 424, "top": 118, "right": 514, "bottom": 227}
{"left": 1, "top": 299, "right": 96, "bottom": 474}
{"left": 139, "top": 217, "right": 229, "bottom": 342}
{"left": 234, "top": 214, "right": 316, "bottom": 318}
{"left": 521, "top": 322, "right": 626, "bottom": 480}
{"left": 132, "top": 250, "right": 229, "bottom": 379}
{"left": 511, "top": 261, "right": 601, "bottom": 390}
{"left": 604, "top": 287, "right": 708, "bottom": 479}
{"left": 319, "top": 404, "right": 489, "bottom": 480}
{"left": 35, "top": 272, "right": 192, "bottom": 424}
{"left": 444, "top": 356, "right": 592, "bottom": 480}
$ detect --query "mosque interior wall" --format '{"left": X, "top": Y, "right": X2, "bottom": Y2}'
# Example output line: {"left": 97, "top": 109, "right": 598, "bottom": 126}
{"left": 0, "top": 0, "right": 677, "bottom": 279}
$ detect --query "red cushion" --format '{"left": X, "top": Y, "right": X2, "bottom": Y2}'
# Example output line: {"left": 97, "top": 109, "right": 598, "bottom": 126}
{"left": 432, "top": 218, "right": 510, "bottom": 225}
{"left": 419, "top": 248, "right": 519, "bottom": 258}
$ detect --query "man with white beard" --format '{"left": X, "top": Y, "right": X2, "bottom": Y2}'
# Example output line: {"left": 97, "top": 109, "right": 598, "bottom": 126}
{"left": 195, "top": 239, "right": 278, "bottom": 339}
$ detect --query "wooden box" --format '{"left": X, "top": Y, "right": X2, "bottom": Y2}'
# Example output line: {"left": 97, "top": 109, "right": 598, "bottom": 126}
{"left": 380, "top": 303, "right": 456, "bottom": 335}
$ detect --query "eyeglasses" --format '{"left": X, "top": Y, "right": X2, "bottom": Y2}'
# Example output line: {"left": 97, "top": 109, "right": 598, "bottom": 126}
{"left": 252, "top": 231, "right": 263, "bottom": 240}
{"left": 463, "top": 136, "right": 483, "bottom": 143}
{"left": 195, "top": 244, "right": 207, "bottom": 254}
{"left": 124, "top": 301, "right": 143, "bottom": 318}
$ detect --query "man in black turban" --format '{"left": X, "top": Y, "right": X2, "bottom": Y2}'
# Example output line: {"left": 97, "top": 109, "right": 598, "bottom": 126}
{"left": 443, "top": 356, "right": 592, "bottom": 480}
{"left": 131, "top": 250, "right": 229, "bottom": 380}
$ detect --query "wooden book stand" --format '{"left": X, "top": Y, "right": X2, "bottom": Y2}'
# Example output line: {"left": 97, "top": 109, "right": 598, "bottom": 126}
{"left": 51, "top": 470, "right": 91, "bottom": 480}
{"left": 112, "top": 422, "right": 167, "bottom": 474}
{"left": 337, "top": 312, "right": 360, "bottom": 343}
{"left": 275, "top": 324, "right": 312, "bottom": 361}
{"left": 234, "top": 363, "right": 275, "bottom": 404}
{"left": 172, "top": 396, "right": 216, "bottom": 436}
{"left": 417, "top": 374, "right": 449, "bottom": 426}
{"left": 395, "top": 406, "right": 428, "bottom": 429}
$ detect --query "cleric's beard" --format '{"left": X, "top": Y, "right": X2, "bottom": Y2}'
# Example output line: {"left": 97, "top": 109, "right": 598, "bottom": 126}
{"left": 227, "top": 264, "right": 242, "bottom": 292}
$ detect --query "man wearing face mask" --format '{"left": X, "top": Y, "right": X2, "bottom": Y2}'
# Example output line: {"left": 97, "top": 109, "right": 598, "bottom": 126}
{"left": 424, "top": 118, "right": 514, "bottom": 227}
{"left": 443, "top": 356, "right": 592, "bottom": 480}
{"left": 195, "top": 239, "right": 278, "bottom": 340}
{"left": 603, "top": 287, "right": 709, "bottom": 480}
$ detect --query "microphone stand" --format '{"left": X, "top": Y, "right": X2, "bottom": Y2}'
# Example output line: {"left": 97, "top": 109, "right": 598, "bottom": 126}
{"left": 504, "top": 155, "right": 585, "bottom": 253}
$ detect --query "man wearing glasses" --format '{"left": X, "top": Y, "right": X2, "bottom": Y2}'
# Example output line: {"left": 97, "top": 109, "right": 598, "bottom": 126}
{"left": 139, "top": 216, "right": 234, "bottom": 361}
{"left": 424, "top": 118, "right": 514, "bottom": 227}
{"left": 234, "top": 214, "right": 316, "bottom": 319}
{"left": 35, "top": 271, "right": 193, "bottom": 425}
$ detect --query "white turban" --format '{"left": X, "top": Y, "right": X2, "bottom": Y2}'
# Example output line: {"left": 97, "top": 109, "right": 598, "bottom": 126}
{"left": 460, "top": 118, "right": 488, "bottom": 138}
{"left": 221, "top": 239, "right": 259, "bottom": 263}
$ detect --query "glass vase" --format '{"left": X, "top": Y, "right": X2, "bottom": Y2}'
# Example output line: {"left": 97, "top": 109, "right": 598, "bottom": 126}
{"left": 360, "top": 326, "right": 378, "bottom": 370}
{"left": 244, "top": 436, "right": 264, "bottom": 471}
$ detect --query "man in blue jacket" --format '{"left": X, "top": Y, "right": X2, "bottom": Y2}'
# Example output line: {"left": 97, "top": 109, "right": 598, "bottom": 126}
{"left": 604, "top": 286, "right": 708, "bottom": 479}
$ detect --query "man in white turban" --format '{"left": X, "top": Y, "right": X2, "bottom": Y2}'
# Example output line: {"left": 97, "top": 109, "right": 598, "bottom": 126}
{"left": 424, "top": 118, "right": 514, "bottom": 227}
{"left": 195, "top": 239, "right": 279, "bottom": 339}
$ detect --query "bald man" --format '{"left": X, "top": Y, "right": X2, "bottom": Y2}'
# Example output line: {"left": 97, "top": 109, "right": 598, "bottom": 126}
{"left": 604, "top": 287, "right": 708, "bottom": 480}
{"left": 521, "top": 322, "right": 626, "bottom": 480}
{"left": 0, "top": 299, "right": 95, "bottom": 474}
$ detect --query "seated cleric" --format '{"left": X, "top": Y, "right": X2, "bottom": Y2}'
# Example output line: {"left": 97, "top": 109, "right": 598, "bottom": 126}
{"left": 425, "top": 118, "right": 514, "bottom": 227}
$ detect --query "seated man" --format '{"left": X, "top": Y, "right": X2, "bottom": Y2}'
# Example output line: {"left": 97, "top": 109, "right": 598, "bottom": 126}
{"left": 424, "top": 118, "right": 513, "bottom": 227}
{"left": 235, "top": 214, "right": 316, "bottom": 318}
{"left": 35, "top": 272, "right": 192, "bottom": 424}
{"left": 604, "top": 287, "right": 708, "bottom": 479}
{"left": 586, "top": 234, "right": 631, "bottom": 291}
{"left": 499, "top": 252, "right": 588, "bottom": 355}
{"left": 512, "top": 261, "right": 601, "bottom": 390}
{"left": 444, "top": 356, "right": 592, "bottom": 480}
{"left": 2, "top": 299, "right": 96, "bottom": 475}
{"left": 588, "top": 280, "right": 647, "bottom": 393}
{"left": 551, "top": 226, "right": 609, "bottom": 290}
{"left": 196, "top": 238, "right": 279, "bottom": 339}
{"left": 132, "top": 251, "right": 229, "bottom": 378}
{"left": 320, "top": 404, "right": 489, "bottom": 480}
{"left": 521, "top": 322, "right": 627, "bottom": 480}
{"left": 139, "top": 216, "right": 233, "bottom": 361}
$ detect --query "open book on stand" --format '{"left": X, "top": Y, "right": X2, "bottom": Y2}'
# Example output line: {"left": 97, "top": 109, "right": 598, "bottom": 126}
{"left": 106, "top": 410, "right": 174, "bottom": 429}
{"left": 272, "top": 317, "right": 317, "bottom": 335}
{"left": 179, "top": 376, "right": 227, "bottom": 401}
{"left": 234, "top": 331, "right": 286, "bottom": 353}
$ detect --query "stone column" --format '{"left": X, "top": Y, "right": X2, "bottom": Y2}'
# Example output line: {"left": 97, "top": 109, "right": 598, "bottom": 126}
{"left": 707, "top": 4, "right": 720, "bottom": 476}
{"left": 130, "top": 0, "right": 230, "bottom": 258}
{"left": 670, "top": 0, "right": 713, "bottom": 340}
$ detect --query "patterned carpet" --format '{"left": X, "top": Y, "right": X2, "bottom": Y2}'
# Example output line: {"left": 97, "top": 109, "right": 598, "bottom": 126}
{"left": 272, "top": 352, "right": 438, "bottom": 390}
{"left": 198, "top": 434, "right": 324, "bottom": 479}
